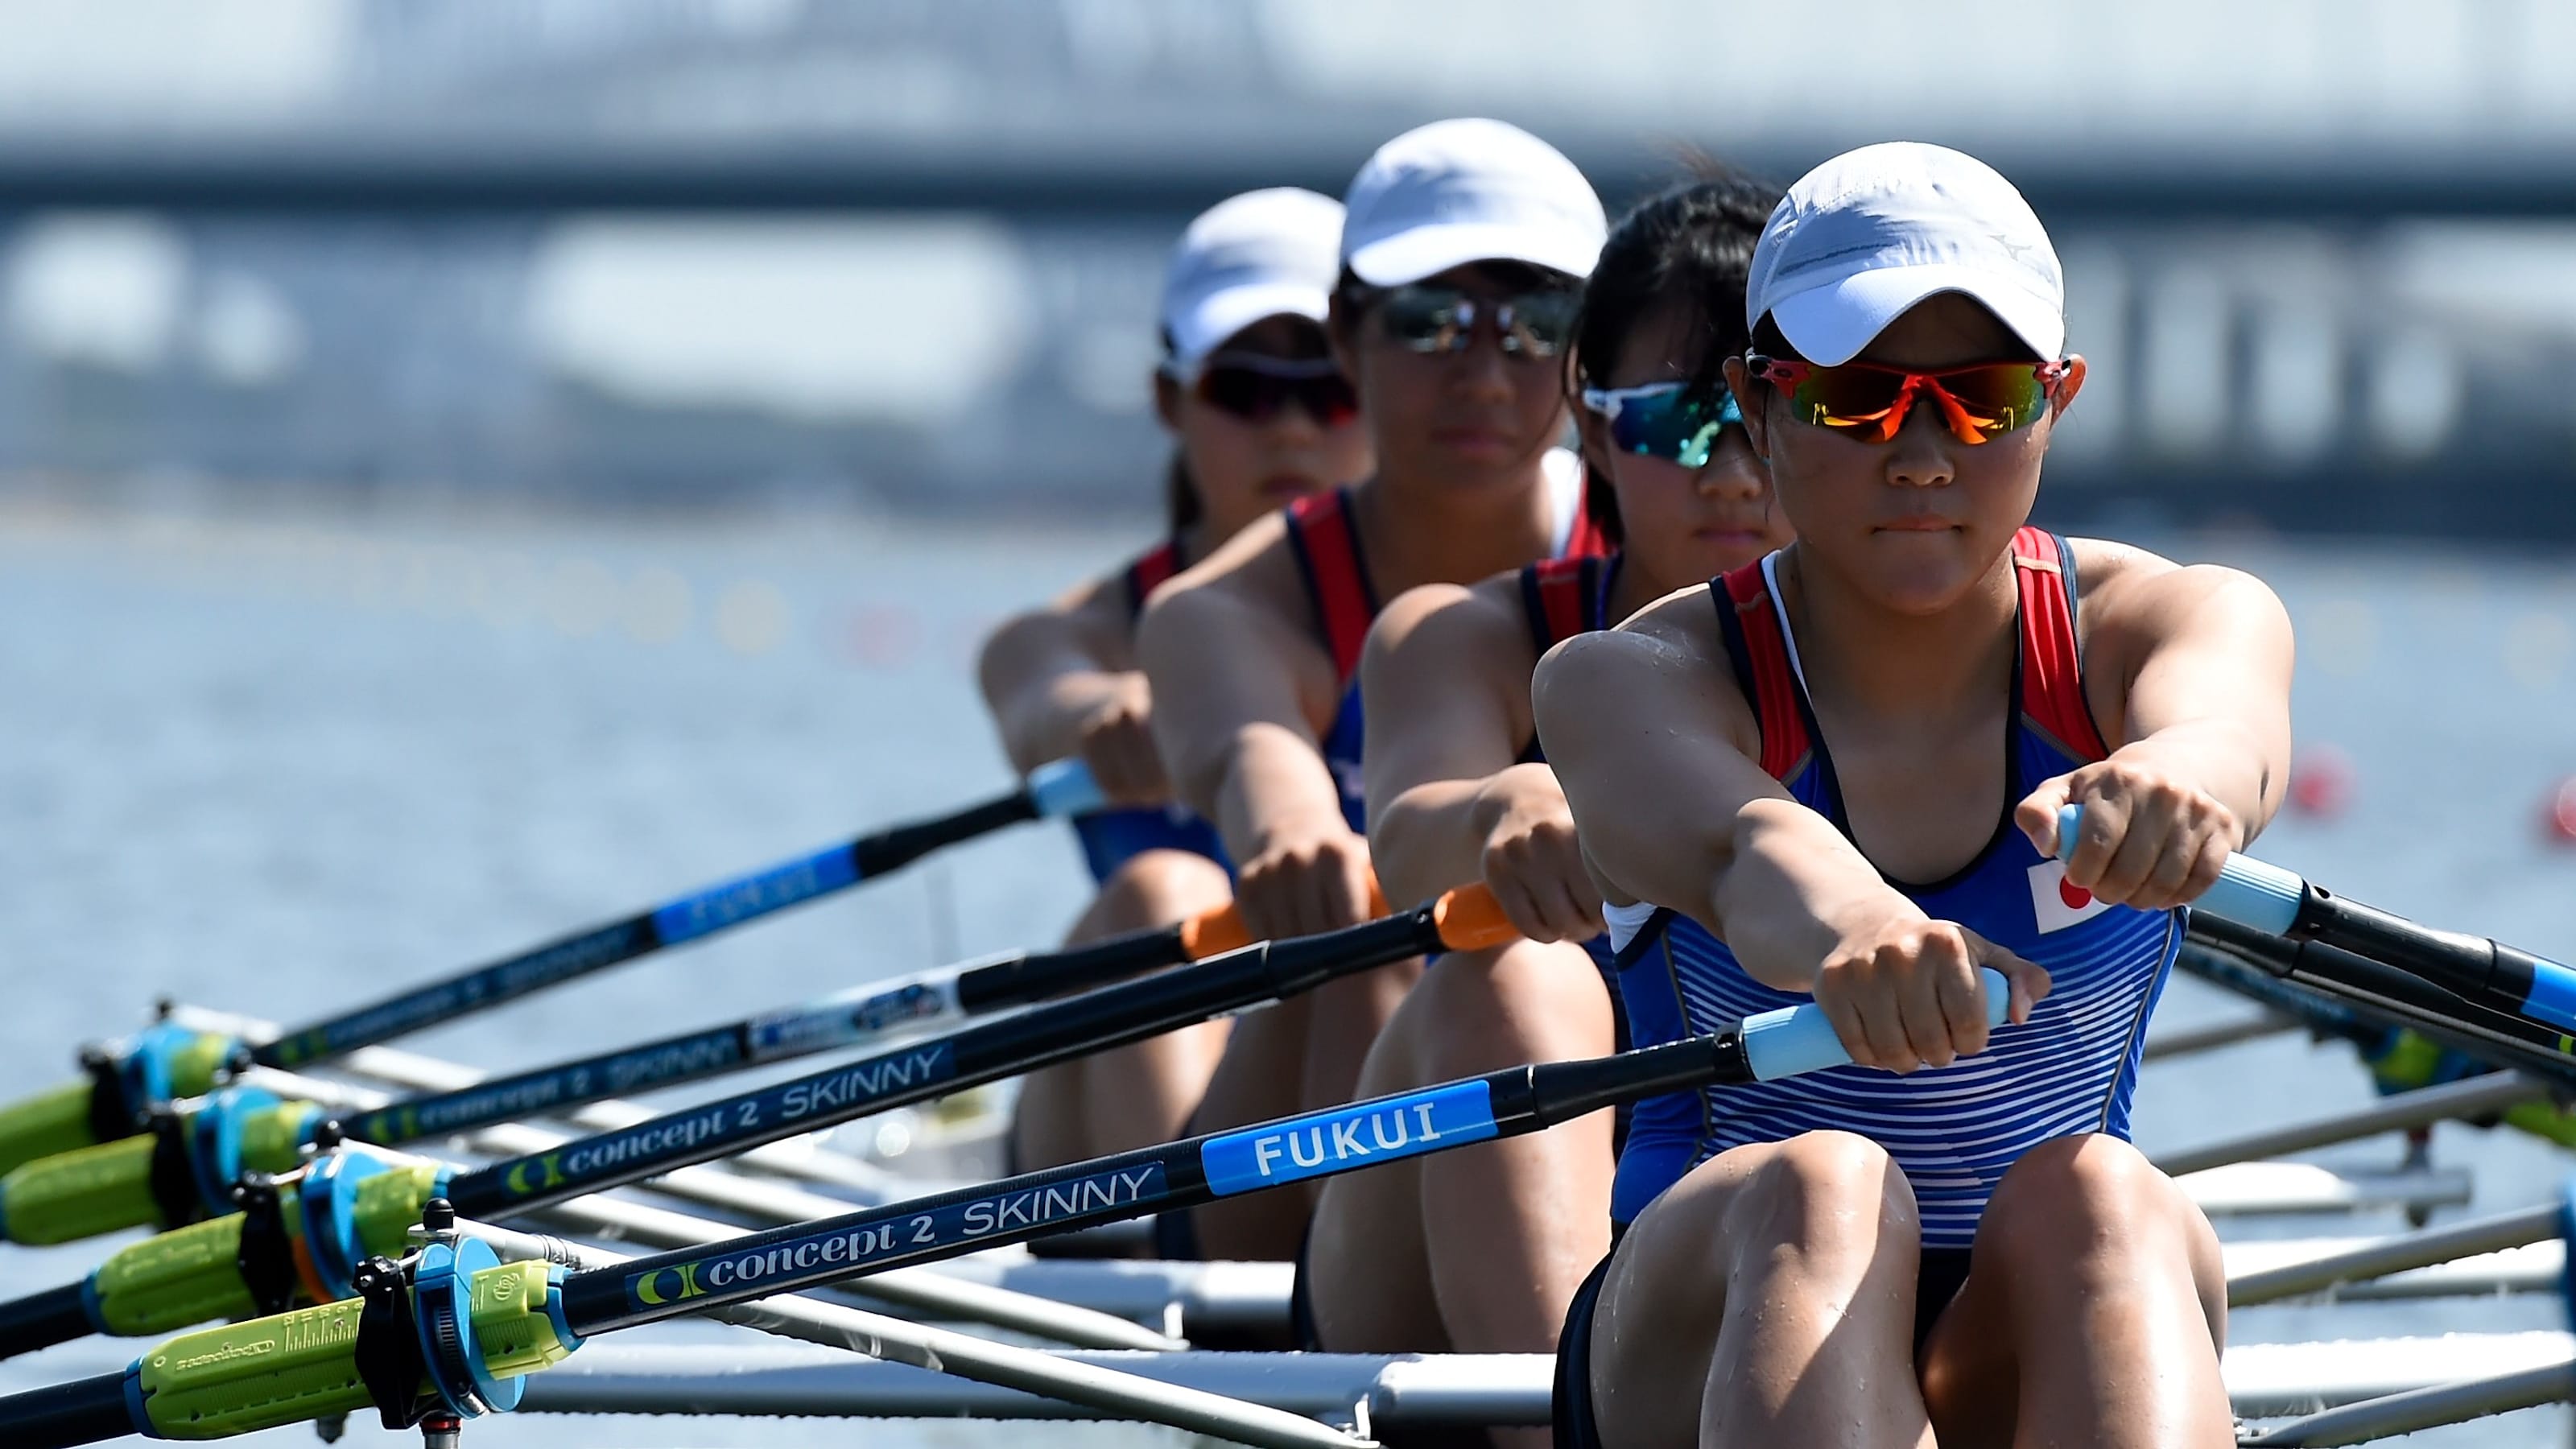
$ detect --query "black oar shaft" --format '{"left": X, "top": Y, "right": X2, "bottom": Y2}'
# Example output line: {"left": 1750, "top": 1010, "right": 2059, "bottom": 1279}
{"left": 552, "top": 1028, "right": 1748, "bottom": 1337}
{"left": 254, "top": 786, "right": 1040, "bottom": 1071}
{"left": 338, "top": 920, "right": 1191, "bottom": 1147}
{"left": 2187, "top": 916, "right": 2576, "bottom": 1084}
{"left": 444, "top": 904, "right": 1452, "bottom": 1220}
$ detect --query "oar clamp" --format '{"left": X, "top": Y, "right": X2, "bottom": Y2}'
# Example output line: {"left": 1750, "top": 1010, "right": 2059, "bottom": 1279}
{"left": 347, "top": 1224, "right": 515, "bottom": 1435}
{"left": 140, "top": 1108, "right": 204, "bottom": 1232}
{"left": 229, "top": 1175, "right": 299, "bottom": 1317}
{"left": 299, "top": 1150, "right": 387, "bottom": 1301}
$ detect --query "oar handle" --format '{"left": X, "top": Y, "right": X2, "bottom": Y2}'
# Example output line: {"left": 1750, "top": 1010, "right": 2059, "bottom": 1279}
{"left": 1740, "top": 968, "right": 2012, "bottom": 1080}
{"left": 1024, "top": 758, "right": 1108, "bottom": 818}
{"left": 2055, "top": 803, "right": 2576, "bottom": 1034}
{"left": 1177, "top": 877, "right": 1397, "bottom": 960}
{"left": 2054, "top": 803, "right": 2303, "bottom": 934}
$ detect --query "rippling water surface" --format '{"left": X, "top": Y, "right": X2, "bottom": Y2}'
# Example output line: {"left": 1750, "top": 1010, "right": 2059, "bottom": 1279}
{"left": 2, "top": 494, "right": 2571, "bottom": 1445}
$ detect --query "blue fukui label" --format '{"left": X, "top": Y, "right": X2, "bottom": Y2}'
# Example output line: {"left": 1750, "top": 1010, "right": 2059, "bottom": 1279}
{"left": 651, "top": 844, "right": 860, "bottom": 947}
{"left": 1199, "top": 1081, "right": 1497, "bottom": 1197}
{"left": 621, "top": 1162, "right": 1167, "bottom": 1311}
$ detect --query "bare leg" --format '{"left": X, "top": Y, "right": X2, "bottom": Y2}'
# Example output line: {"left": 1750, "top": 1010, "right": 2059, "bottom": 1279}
{"left": 1308, "top": 940, "right": 1614, "bottom": 1449}
{"left": 1008, "top": 849, "right": 1234, "bottom": 1171}
{"left": 1586, "top": 1131, "right": 1932, "bottom": 1449}
{"left": 1918, "top": 1134, "right": 2231, "bottom": 1448}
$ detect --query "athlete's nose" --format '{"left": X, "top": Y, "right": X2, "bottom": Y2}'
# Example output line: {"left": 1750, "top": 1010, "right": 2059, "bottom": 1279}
{"left": 1883, "top": 391, "right": 1958, "bottom": 489}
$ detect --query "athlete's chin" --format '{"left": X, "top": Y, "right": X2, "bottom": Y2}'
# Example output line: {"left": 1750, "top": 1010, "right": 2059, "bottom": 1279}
{"left": 1853, "top": 530, "right": 1984, "bottom": 611}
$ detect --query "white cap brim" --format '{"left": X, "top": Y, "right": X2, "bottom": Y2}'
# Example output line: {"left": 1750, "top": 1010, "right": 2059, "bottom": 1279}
{"left": 1346, "top": 221, "right": 1600, "bottom": 289}
{"left": 1768, "top": 262, "right": 2066, "bottom": 366}
{"left": 1166, "top": 281, "right": 1332, "bottom": 374}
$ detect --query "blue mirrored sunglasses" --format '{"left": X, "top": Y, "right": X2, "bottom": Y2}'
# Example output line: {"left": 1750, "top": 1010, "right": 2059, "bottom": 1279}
{"left": 1580, "top": 381, "right": 1743, "bottom": 469}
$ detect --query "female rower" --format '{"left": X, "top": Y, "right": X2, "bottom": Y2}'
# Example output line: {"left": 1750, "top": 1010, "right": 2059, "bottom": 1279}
{"left": 1301, "top": 179, "right": 1788, "bottom": 1407}
{"left": 1139, "top": 118, "right": 1609, "bottom": 1260}
{"left": 985, "top": 188, "right": 1368, "bottom": 1168}
{"left": 1537, "top": 143, "right": 2293, "bottom": 1447}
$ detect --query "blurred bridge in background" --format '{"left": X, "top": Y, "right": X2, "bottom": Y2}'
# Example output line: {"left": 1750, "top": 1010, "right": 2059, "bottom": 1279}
{"left": 2, "top": 0, "right": 2574, "bottom": 538}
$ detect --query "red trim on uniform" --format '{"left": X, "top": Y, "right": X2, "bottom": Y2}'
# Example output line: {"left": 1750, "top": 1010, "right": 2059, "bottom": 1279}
{"left": 1286, "top": 491, "right": 1375, "bottom": 683}
{"left": 1719, "top": 560, "right": 1811, "bottom": 782}
{"left": 1123, "top": 538, "right": 1183, "bottom": 619}
{"left": 2011, "top": 526, "right": 2112, "bottom": 763}
{"left": 1563, "top": 474, "right": 1613, "bottom": 561}
{"left": 1530, "top": 555, "right": 1591, "bottom": 649}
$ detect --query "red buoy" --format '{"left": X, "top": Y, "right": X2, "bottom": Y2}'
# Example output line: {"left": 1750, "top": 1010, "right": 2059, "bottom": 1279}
{"left": 2547, "top": 778, "right": 2576, "bottom": 844}
{"left": 2287, "top": 744, "right": 2355, "bottom": 819}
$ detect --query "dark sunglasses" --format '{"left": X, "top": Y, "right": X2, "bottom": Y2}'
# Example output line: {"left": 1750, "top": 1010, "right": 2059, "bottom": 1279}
{"left": 1580, "top": 380, "right": 1743, "bottom": 468}
{"left": 1375, "top": 284, "right": 1580, "bottom": 359}
{"left": 1746, "top": 356, "right": 2070, "bottom": 445}
{"left": 1193, "top": 356, "right": 1359, "bottom": 427}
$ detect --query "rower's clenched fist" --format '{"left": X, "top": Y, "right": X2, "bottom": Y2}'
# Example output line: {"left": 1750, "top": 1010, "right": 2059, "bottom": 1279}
{"left": 1235, "top": 823, "right": 1378, "bottom": 943}
{"left": 1071, "top": 678, "right": 1171, "bottom": 808}
{"left": 1814, "top": 907, "right": 2050, "bottom": 1073}
{"left": 2017, "top": 755, "right": 2244, "bottom": 913}
{"left": 1470, "top": 764, "right": 1604, "bottom": 944}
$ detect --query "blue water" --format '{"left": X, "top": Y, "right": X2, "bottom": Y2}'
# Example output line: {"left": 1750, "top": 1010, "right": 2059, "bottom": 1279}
{"left": 0, "top": 494, "right": 2570, "bottom": 1445}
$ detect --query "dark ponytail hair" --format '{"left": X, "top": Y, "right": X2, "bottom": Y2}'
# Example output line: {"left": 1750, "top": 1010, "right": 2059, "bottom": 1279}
{"left": 1567, "top": 173, "right": 1781, "bottom": 544}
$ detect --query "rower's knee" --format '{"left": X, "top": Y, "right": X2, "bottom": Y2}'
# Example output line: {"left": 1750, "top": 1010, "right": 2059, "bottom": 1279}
{"left": 1404, "top": 940, "right": 1613, "bottom": 1080}
{"left": 1984, "top": 1136, "right": 2204, "bottom": 1274}
{"left": 1076, "top": 850, "right": 1232, "bottom": 940}
{"left": 1718, "top": 1131, "right": 1918, "bottom": 1274}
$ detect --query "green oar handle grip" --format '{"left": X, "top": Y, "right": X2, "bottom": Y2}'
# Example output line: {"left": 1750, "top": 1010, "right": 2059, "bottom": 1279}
{"left": 0, "top": 1134, "right": 163, "bottom": 1245}
{"left": 0, "top": 1081, "right": 112, "bottom": 1179}
{"left": 119, "top": 1255, "right": 570, "bottom": 1442}
{"left": 0, "top": 1030, "right": 249, "bottom": 1179}
{"left": 0, "top": 1096, "right": 321, "bottom": 1248}
{"left": 89, "top": 1214, "right": 261, "bottom": 1338}
{"left": 136, "top": 1298, "right": 378, "bottom": 1440}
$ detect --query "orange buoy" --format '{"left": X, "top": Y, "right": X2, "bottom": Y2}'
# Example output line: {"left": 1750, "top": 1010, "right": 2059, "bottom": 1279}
{"left": 2287, "top": 744, "right": 2355, "bottom": 818}
{"left": 2547, "top": 778, "right": 2576, "bottom": 844}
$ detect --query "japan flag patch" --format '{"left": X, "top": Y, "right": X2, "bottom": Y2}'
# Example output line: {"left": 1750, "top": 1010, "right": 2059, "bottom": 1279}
{"left": 2028, "top": 859, "right": 2112, "bottom": 934}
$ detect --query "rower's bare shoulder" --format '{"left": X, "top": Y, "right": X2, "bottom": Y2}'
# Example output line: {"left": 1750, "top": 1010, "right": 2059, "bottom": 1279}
{"left": 1535, "top": 582, "right": 1741, "bottom": 701}
{"left": 1536, "top": 584, "right": 1755, "bottom": 745}
{"left": 2065, "top": 537, "right": 2293, "bottom": 697}
{"left": 1374, "top": 574, "right": 1525, "bottom": 663}
{"left": 2066, "top": 537, "right": 2288, "bottom": 631}
{"left": 1144, "top": 509, "right": 1299, "bottom": 625}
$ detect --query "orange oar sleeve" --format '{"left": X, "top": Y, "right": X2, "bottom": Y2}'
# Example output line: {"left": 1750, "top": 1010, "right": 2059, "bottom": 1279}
{"left": 1175, "top": 875, "right": 1393, "bottom": 960}
{"left": 1431, "top": 884, "right": 1517, "bottom": 952}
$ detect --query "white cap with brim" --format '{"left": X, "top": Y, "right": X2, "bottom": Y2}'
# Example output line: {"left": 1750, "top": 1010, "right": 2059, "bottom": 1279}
{"left": 1747, "top": 142, "right": 2065, "bottom": 367}
{"left": 1161, "top": 187, "right": 1347, "bottom": 376}
{"left": 1340, "top": 118, "right": 1607, "bottom": 288}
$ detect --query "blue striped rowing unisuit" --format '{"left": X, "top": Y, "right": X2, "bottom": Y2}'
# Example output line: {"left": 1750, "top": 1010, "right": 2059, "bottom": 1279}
{"left": 1606, "top": 528, "right": 2180, "bottom": 1246}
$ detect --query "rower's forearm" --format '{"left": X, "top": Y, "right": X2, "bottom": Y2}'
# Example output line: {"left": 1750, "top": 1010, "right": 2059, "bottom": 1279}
{"left": 1711, "top": 799, "right": 1918, "bottom": 994}
{"left": 989, "top": 670, "right": 1125, "bottom": 776}
{"left": 1211, "top": 724, "right": 1350, "bottom": 861}
{"left": 1369, "top": 778, "right": 1495, "bottom": 909}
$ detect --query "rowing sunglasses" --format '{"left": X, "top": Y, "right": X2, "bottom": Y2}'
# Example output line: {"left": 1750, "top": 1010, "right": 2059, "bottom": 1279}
{"left": 1746, "top": 356, "right": 2071, "bottom": 445}
{"left": 1580, "top": 380, "right": 1743, "bottom": 469}
{"left": 1375, "top": 284, "right": 1581, "bottom": 359}
{"left": 1195, "top": 356, "right": 1360, "bottom": 427}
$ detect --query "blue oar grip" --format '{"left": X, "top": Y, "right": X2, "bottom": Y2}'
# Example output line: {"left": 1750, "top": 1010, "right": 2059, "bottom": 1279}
{"left": 1740, "top": 967, "right": 2011, "bottom": 1081}
{"left": 2517, "top": 960, "right": 2576, "bottom": 1034}
{"left": 1026, "top": 759, "right": 1106, "bottom": 819}
{"left": 2054, "top": 803, "right": 2305, "bottom": 936}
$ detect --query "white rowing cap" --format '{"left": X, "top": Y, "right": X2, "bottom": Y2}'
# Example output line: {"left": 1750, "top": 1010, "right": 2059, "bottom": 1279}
{"left": 1160, "top": 188, "right": 1347, "bottom": 378}
{"left": 1746, "top": 141, "right": 2064, "bottom": 366}
{"left": 1339, "top": 118, "right": 1606, "bottom": 287}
